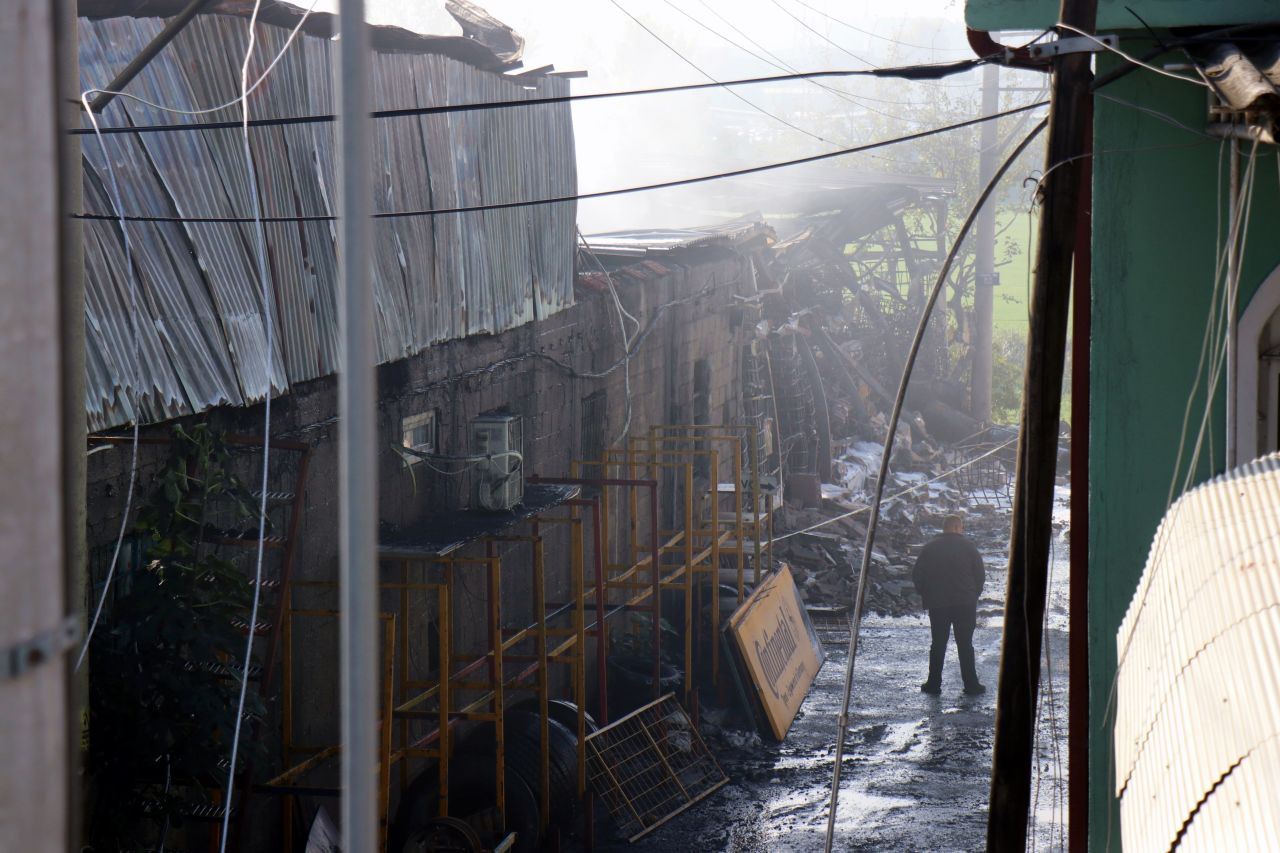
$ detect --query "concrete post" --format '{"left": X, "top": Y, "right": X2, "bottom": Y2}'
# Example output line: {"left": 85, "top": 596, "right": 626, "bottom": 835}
{"left": 972, "top": 63, "right": 1000, "bottom": 424}
{"left": 0, "top": 1, "right": 72, "bottom": 849}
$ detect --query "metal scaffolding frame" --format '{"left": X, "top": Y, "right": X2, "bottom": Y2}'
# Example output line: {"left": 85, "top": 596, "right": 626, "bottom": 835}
{"left": 261, "top": 506, "right": 592, "bottom": 850}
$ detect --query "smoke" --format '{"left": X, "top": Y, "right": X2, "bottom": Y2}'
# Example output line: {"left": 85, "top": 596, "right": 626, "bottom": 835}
{"left": 326, "top": 0, "right": 986, "bottom": 232}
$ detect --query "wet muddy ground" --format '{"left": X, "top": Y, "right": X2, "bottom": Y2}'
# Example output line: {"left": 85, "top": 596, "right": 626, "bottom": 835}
{"left": 593, "top": 491, "right": 1071, "bottom": 852}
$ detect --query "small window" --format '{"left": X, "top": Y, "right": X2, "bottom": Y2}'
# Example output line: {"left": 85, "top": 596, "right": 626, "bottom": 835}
{"left": 401, "top": 411, "right": 438, "bottom": 464}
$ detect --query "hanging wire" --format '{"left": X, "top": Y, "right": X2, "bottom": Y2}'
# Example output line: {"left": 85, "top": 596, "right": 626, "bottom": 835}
{"left": 1057, "top": 22, "right": 1210, "bottom": 88}
{"left": 74, "top": 101, "right": 1048, "bottom": 223}
{"left": 220, "top": 0, "right": 283, "bottom": 845}
{"left": 822, "top": 118, "right": 1049, "bottom": 852}
{"left": 73, "top": 0, "right": 321, "bottom": 676}
{"left": 1101, "top": 137, "right": 1261, "bottom": 852}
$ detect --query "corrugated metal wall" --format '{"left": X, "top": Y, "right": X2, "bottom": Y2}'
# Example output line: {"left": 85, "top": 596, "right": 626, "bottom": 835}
{"left": 79, "top": 15, "right": 577, "bottom": 431}
{"left": 1114, "top": 452, "right": 1280, "bottom": 851}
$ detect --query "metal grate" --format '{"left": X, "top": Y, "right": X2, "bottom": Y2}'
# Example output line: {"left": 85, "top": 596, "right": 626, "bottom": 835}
{"left": 806, "top": 606, "right": 852, "bottom": 643}
{"left": 586, "top": 694, "right": 728, "bottom": 841}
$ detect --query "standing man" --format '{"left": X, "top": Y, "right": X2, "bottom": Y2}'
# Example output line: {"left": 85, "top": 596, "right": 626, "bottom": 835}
{"left": 912, "top": 514, "right": 986, "bottom": 696}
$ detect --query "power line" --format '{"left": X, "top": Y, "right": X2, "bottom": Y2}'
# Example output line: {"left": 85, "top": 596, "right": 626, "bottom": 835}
{"left": 697, "top": 0, "right": 939, "bottom": 107}
{"left": 69, "top": 63, "right": 984, "bottom": 138}
{"left": 823, "top": 116, "right": 1048, "bottom": 853}
{"left": 788, "top": 0, "right": 971, "bottom": 53}
{"left": 768, "top": 0, "right": 872, "bottom": 67}
{"left": 667, "top": 0, "right": 915, "bottom": 123}
{"left": 74, "top": 100, "right": 1046, "bottom": 224}
{"left": 608, "top": 0, "right": 836, "bottom": 146}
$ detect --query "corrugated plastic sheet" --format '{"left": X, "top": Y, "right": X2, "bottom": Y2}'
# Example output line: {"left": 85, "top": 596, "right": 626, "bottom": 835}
{"left": 1114, "top": 451, "right": 1280, "bottom": 852}
{"left": 79, "top": 14, "right": 576, "bottom": 431}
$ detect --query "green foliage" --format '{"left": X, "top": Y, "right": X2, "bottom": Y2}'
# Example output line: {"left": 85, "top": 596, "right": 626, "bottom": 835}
{"left": 989, "top": 328, "right": 1074, "bottom": 426}
{"left": 991, "top": 328, "right": 1027, "bottom": 424}
{"left": 88, "top": 423, "right": 267, "bottom": 849}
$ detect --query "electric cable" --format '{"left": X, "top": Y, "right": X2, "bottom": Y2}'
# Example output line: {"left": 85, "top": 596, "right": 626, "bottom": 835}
{"left": 80, "top": 0, "right": 321, "bottom": 122}
{"left": 70, "top": 61, "right": 992, "bottom": 138}
{"left": 774, "top": 437, "right": 1018, "bottom": 541}
{"left": 1056, "top": 22, "right": 1210, "bottom": 88}
{"left": 1099, "top": 138, "right": 1260, "bottom": 851}
{"left": 1095, "top": 92, "right": 1215, "bottom": 138}
{"left": 788, "top": 0, "right": 974, "bottom": 53}
{"left": 1165, "top": 139, "right": 1230, "bottom": 508}
{"left": 822, "top": 118, "right": 1048, "bottom": 853}
{"left": 74, "top": 100, "right": 1047, "bottom": 223}
{"left": 767, "top": 0, "right": 872, "bottom": 67}
{"left": 578, "top": 229, "right": 639, "bottom": 446}
{"left": 609, "top": 0, "right": 837, "bottom": 147}
{"left": 666, "top": 0, "right": 915, "bottom": 123}
{"left": 1180, "top": 140, "right": 1258, "bottom": 495}
{"left": 74, "top": 421, "right": 139, "bottom": 672}
{"left": 221, "top": 1, "right": 279, "bottom": 846}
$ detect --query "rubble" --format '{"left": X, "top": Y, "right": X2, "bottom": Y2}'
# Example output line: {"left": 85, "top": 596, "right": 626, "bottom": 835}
{"left": 778, "top": 437, "right": 1014, "bottom": 619}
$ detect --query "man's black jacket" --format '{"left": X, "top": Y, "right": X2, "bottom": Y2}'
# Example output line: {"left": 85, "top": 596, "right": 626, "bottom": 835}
{"left": 911, "top": 532, "right": 985, "bottom": 610}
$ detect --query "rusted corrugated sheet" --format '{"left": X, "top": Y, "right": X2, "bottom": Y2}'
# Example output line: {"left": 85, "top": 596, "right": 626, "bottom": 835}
{"left": 79, "top": 14, "right": 576, "bottom": 431}
{"left": 1115, "top": 452, "right": 1280, "bottom": 852}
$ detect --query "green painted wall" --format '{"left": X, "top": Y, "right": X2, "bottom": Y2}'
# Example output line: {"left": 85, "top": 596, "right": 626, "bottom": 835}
{"left": 966, "top": 0, "right": 1278, "bottom": 31}
{"left": 1089, "top": 52, "right": 1280, "bottom": 849}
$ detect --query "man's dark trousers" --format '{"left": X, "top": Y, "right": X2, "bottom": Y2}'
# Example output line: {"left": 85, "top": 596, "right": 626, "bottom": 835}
{"left": 924, "top": 604, "right": 979, "bottom": 691}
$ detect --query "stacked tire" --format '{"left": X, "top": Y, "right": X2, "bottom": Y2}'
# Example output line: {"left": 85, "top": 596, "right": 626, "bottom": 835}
{"left": 389, "top": 702, "right": 596, "bottom": 852}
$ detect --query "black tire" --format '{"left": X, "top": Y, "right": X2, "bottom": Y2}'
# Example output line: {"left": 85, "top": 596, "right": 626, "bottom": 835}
{"left": 403, "top": 815, "right": 483, "bottom": 852}
{"left": 462, "top": 710, "right": 581, "bottom": 829}
{"left": 388, "top": 758, "right": 541, "bottom": 853}
{"left": 511, "top": 697, "right": 599, "bottom": 737}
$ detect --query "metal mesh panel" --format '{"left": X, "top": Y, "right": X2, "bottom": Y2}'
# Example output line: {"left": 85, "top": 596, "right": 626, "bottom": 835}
{"left": 585, "top": 694, "right": 727, "bottom": 841}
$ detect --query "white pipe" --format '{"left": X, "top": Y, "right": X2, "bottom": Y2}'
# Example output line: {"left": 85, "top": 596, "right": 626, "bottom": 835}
{"left": 1226, "top": 140, "right": 1239, "bottom": 467}
{"left": 336, "top": 0, "right": 377, "bottom": 850}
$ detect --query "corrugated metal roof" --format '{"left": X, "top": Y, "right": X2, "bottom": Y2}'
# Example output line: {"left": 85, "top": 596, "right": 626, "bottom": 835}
{"left": 1115, "top": 451, "right": 1280, "bottom": 852}
{"left": 582, "top": 218, "right": 772, "bottom": 258}
{"left": 80, "top": 14, "right": 576, "bottom": 431}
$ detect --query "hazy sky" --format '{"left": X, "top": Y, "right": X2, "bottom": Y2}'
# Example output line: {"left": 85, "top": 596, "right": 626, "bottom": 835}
{"left": 311, "top": 0, "right": 990, "bottom": 231}
{"left": 343, "top": 0, "right": 971, "bottom": 89}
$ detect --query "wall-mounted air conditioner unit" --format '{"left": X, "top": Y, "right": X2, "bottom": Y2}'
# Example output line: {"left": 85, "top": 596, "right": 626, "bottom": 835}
{"left": 471, "top": 414, "right": 523, "bottom": 511}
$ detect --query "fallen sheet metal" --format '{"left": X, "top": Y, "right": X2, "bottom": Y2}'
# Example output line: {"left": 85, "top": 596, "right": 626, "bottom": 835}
{"left": 725, "top": 563, "right": 825, "bottom": 740}
{"left": 585, "top": 694, "right": 727, "bottom": 842}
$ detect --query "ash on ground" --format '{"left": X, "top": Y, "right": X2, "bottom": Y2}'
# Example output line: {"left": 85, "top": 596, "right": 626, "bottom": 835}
{"left": 593, "top": 436, "right": 1074, "bottom": 852}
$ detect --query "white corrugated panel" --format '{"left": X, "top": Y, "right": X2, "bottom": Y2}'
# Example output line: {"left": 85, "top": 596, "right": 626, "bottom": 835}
{"left": 1115, "top": 452, "right": 1280, "bottom": 851}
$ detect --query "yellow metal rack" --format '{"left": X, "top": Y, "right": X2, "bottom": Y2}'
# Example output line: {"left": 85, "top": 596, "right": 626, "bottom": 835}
{"left": 264, "top": 505, "right": 589, "bottom": 851}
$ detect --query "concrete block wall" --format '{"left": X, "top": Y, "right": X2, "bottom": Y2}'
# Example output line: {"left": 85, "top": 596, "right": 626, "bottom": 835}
{"left": 83, "top": 246, "right": 755, "bottom": 818}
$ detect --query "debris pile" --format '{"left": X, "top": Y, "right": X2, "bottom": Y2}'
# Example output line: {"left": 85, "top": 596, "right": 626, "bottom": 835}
{"left": 776, "top": 440, "right": 1015, "bottom": 619}
{"left": 726, "top": 185, "right": 1027, "bottom": 618}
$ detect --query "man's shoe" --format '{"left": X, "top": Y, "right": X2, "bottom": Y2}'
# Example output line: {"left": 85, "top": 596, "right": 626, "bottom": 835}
{"left": 963, "top": 683, "right": 987, "bottom": 695}
{"left": 920, "top": 682, "right": 942, "bottom": 695}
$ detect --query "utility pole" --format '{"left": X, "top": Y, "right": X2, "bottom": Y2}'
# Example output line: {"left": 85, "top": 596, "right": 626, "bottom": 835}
{"left": 336, "top": 1, "right": 378, "bottom": 851}
{"left": 987, "top": 0, "right": 1097, "bottom": 849}
{"left": 1, "top": 1, "right": 75, "bottom": 850}
{"left": 972, "top": 62, "right": 1000, "bottom": 425}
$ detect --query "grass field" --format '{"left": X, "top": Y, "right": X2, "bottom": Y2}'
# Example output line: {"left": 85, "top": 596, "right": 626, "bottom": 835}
{"left": 990, "top": 209, "right": 1036, "bottom": 333}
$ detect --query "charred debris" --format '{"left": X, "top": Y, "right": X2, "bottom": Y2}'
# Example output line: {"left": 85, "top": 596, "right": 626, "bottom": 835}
{"left": 587, "top": 170, "right": 1030, "bottom": 619}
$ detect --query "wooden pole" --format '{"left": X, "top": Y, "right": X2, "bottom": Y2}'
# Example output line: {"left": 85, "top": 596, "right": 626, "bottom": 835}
{"left": 986, "top": 1, "right": 1097, "bottom": 849}
{"left": 0, "top": 2, "right": 71, "bottom": 849}
{"left": 1067, "top": 100, "right": 1093, "bottom": 853}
